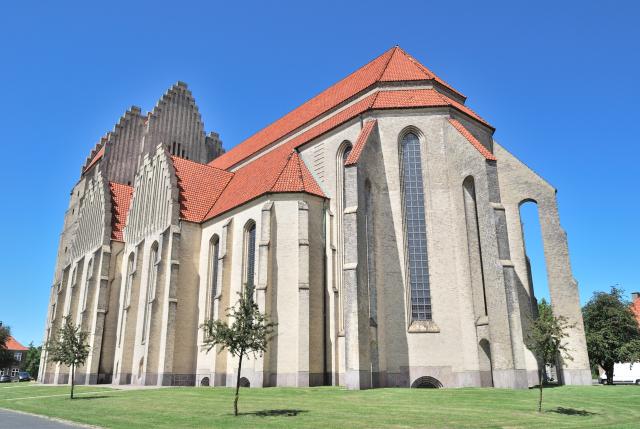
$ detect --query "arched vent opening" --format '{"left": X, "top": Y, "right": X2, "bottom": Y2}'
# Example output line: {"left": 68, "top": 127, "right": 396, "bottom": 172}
{"left": 411, "top": 376, "right": 443, "bottom": 389}
{"left": 200, "top": 377, "right": 210, "bottom": 387}
{"left": 239, "top": 377, "right": 251, "bottom": 388}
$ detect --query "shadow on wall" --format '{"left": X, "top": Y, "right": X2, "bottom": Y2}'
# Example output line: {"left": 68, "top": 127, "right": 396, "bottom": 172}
{"left": 266, "top": 208, "right": 278, "bottom": 387}
{"left": 373, "top": 149, "right": 410, "bottom": 387}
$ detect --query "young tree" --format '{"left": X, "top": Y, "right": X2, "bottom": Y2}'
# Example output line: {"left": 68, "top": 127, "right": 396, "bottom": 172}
{"left": 201, "top": 288, "right": 276, "bottom": 416}
{"left": 582, "top": 287, "right": 640, "bottom": 384}
{"left": 24, "top": 342, "right": 42, "bottom": 378}
{"left": 526, "top": 299, "right": 573, "bottom": 412}
{"left": 0, "top": 322, "right": 15, "bottom": 369}
{"left": 44, "top": 316, "right": 90, "bottom": 399}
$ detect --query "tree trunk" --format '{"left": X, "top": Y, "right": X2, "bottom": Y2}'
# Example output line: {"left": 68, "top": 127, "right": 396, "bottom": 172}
{"left": 70, "top": 363, "right": 75, "bottom": 400}
{"left": 234, "top": 352, "right": 244, "bottom": 416}
{"left": 606, "top": 365, "right": 614, "bottom": 385}
{"left": 538, "top": 368, "right": 543, "bottom": 413}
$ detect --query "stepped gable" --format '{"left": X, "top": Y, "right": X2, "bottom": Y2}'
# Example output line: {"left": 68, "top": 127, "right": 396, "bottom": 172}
{"left": 109, "top": 182, "right": 133, "bottom": 241}
{"left": 210, "top": 46, "right": 478, "bottom": 170}
{"left": 170, "top": 156, "right": 234, "bottom": 222}
{"left": 141, "top": 82, "right": 207, "bottom": 161}
{"left": 82, "top": 106, "right": 145, "bottom": 183}
{"left": 345, "top": 120, "right": 378, "bottom": 166}
{"left": 447, "top": 119, "right": 496, "bottom": 161}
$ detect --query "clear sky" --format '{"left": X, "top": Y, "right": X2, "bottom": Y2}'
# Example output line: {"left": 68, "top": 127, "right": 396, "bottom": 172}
{"left": 1, "top": 1, "right": 638, "bottom": 345}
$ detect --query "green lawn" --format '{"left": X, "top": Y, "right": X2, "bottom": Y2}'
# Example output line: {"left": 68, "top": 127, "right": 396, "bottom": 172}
{"left": 1, "top": 384, "right": 639, "bottom": 428}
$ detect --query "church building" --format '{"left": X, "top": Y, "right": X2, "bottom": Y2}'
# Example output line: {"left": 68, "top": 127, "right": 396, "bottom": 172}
{"left": 38, "top": 46, "right": 592, "bottom": 389}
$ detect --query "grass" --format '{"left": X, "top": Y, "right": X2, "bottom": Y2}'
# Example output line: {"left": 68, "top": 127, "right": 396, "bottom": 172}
{"left": 1, "top": 383, "right": 639, "bottom": 428}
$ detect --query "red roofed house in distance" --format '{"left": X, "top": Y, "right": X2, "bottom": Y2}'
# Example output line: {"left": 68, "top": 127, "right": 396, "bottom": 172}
{"left": 1, "top": 335, "right": 29, "bottom": 381}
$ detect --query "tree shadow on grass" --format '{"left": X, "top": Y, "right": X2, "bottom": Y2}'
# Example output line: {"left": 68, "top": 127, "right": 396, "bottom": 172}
{"left": 72, "top": 395, "right": 112, "bottom": 400}
{"left": 239, "top": 409, "right": 308, "bottom": 417}
{"left": 547, "top": 407, "right": 597, "bottom": 416}
{"left": 528, "top": 383, "right": 563, "bottom": 389}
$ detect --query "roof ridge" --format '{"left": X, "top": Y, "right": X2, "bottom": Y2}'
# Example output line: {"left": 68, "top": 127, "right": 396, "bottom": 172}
{"left": 270, "top": 150, "right": 297, "bottom": 192}
{"left": 170, "top": 155, "right": 235, "bottom": 222}
{"left": 447, "top": 118, "right": 496, "bottom": 160}
{"left": 396, "top": 46, "right": 434, "bottom": 79}
{"left": 171, "top": 154, "right": 231, "bottom": 175}
{"left": 294, "top": 151, "right": 307, "bottom": 191}
{"left": 393, "top": 46, "right": 464, "bottom": 98}
{"left": 377, "top": 46, "right": 400, "bottom": 81}
{"left": 202, "top": 172, "right": 235, "bottom": 221}
{"left": 210, "top": 47, "right": 397, "bottom": 170}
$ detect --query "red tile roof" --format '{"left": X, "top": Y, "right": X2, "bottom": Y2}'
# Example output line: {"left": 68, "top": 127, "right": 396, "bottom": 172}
{"left": 379, "top": 47, "right": 461, "bottom": 97}
{"left": 5, "top": 336, "right": 28, "bottom": 351}
{"left": 372, "top": 89, "right": 489, "bottom": 126}
{"left": 210, "top": 46, "right": 473, "bottom": 170}
{"left": 171, "top": 156, "right": 233, "bottom": 222}
{"left": 271, "top": 151, "right": 325, "bottom": 196}
{"left": 169, "top": 149, "right": 324, "bottom": 223}
{"left": 83, "top": 146, "right": 104, "bottom": 173}
{"left": 109, "top": 182, "right": 133, "bottom": 241}
{"left": 204, "top": 147, "right": 325, "bottom": 221}
{"left": 198, "top": 87, "right": 492, "bottom": 220}
{"left": 631, "top": 294, "right": 640, "bottom": 327}
{"left": 447, "top": 118, "right": 497, "bottom": 161}
{"left": 345, "top": 120, "right": 378, "bottom": 166}
{"left": 95, "top": 48, "right": 497, "bottom": 227}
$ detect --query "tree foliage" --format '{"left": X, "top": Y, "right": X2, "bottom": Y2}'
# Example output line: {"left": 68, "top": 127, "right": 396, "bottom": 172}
{"left": 24, "top": 342, "right": 42, "bottom": 378}
{"left": 45, "top": 316, "right": 90, "bottom": 399}
{"left": 201, "top": 288, "right": 276, "bottom": 416}
{"left": 582, "top": 287, "right": 640, "bottom": 384}
{"left": 526, "top": 299, "right": 573, "bottom": 412}
{"left": 0, "top": 322, "right": 15, "bottom": 369}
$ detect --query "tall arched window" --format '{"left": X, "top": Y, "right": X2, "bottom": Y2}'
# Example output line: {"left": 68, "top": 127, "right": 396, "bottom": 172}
{"left": 336, "top": 142, "right": 352, "bottom": 332}
{"left": 118, "top": 252, "right": 135, "bottom": 347}
{"left": 243, "top": 222, "right": 257, "bottom": 297}
{"left": 124, "top": 253, "right": 135, "bottom": 308}
{"left": 208, "top": 235, "right": 220, "bottom": 319}
{"left": 141, "top": 243, "right": 159, "bottom": 344}
{"left": 400, "top": 131, "right": 432, "bottom": 321}
{"left": 81, "top": 258, "right": 93, "bottom": 312}
{"left": 64, "top": 266, "right": 77, "bottom": 315}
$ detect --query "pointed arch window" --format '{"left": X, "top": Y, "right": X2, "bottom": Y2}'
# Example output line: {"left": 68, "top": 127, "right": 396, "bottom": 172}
{"left": 208, "top": 235, "right": 220, "bottom": 318}
{"left": 118, "top": 252, "right": 135, "bottom": 347}
{"left": 124, "top": 253, "right": 135, "bottom": 309}
{"left": 141, "top": 243, "right": 159, "bottom": 344}
{"left": 243, "top": 221, "right": 257, "bottom": 297}
{"left": 400, "top": 131, "right": 432, "bottom": 321}
{"left": 81, "top": 258, "right": 93, "bottom": 312}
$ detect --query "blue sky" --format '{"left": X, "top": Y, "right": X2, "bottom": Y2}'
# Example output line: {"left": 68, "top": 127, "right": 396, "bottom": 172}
{"left": 1, "top": 1, "right": 638, "bottom": 345}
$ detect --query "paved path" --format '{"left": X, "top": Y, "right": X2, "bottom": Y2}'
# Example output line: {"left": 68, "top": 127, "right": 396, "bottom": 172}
{"left": 0, "top": 409, "right": 93, "bottom": 428}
